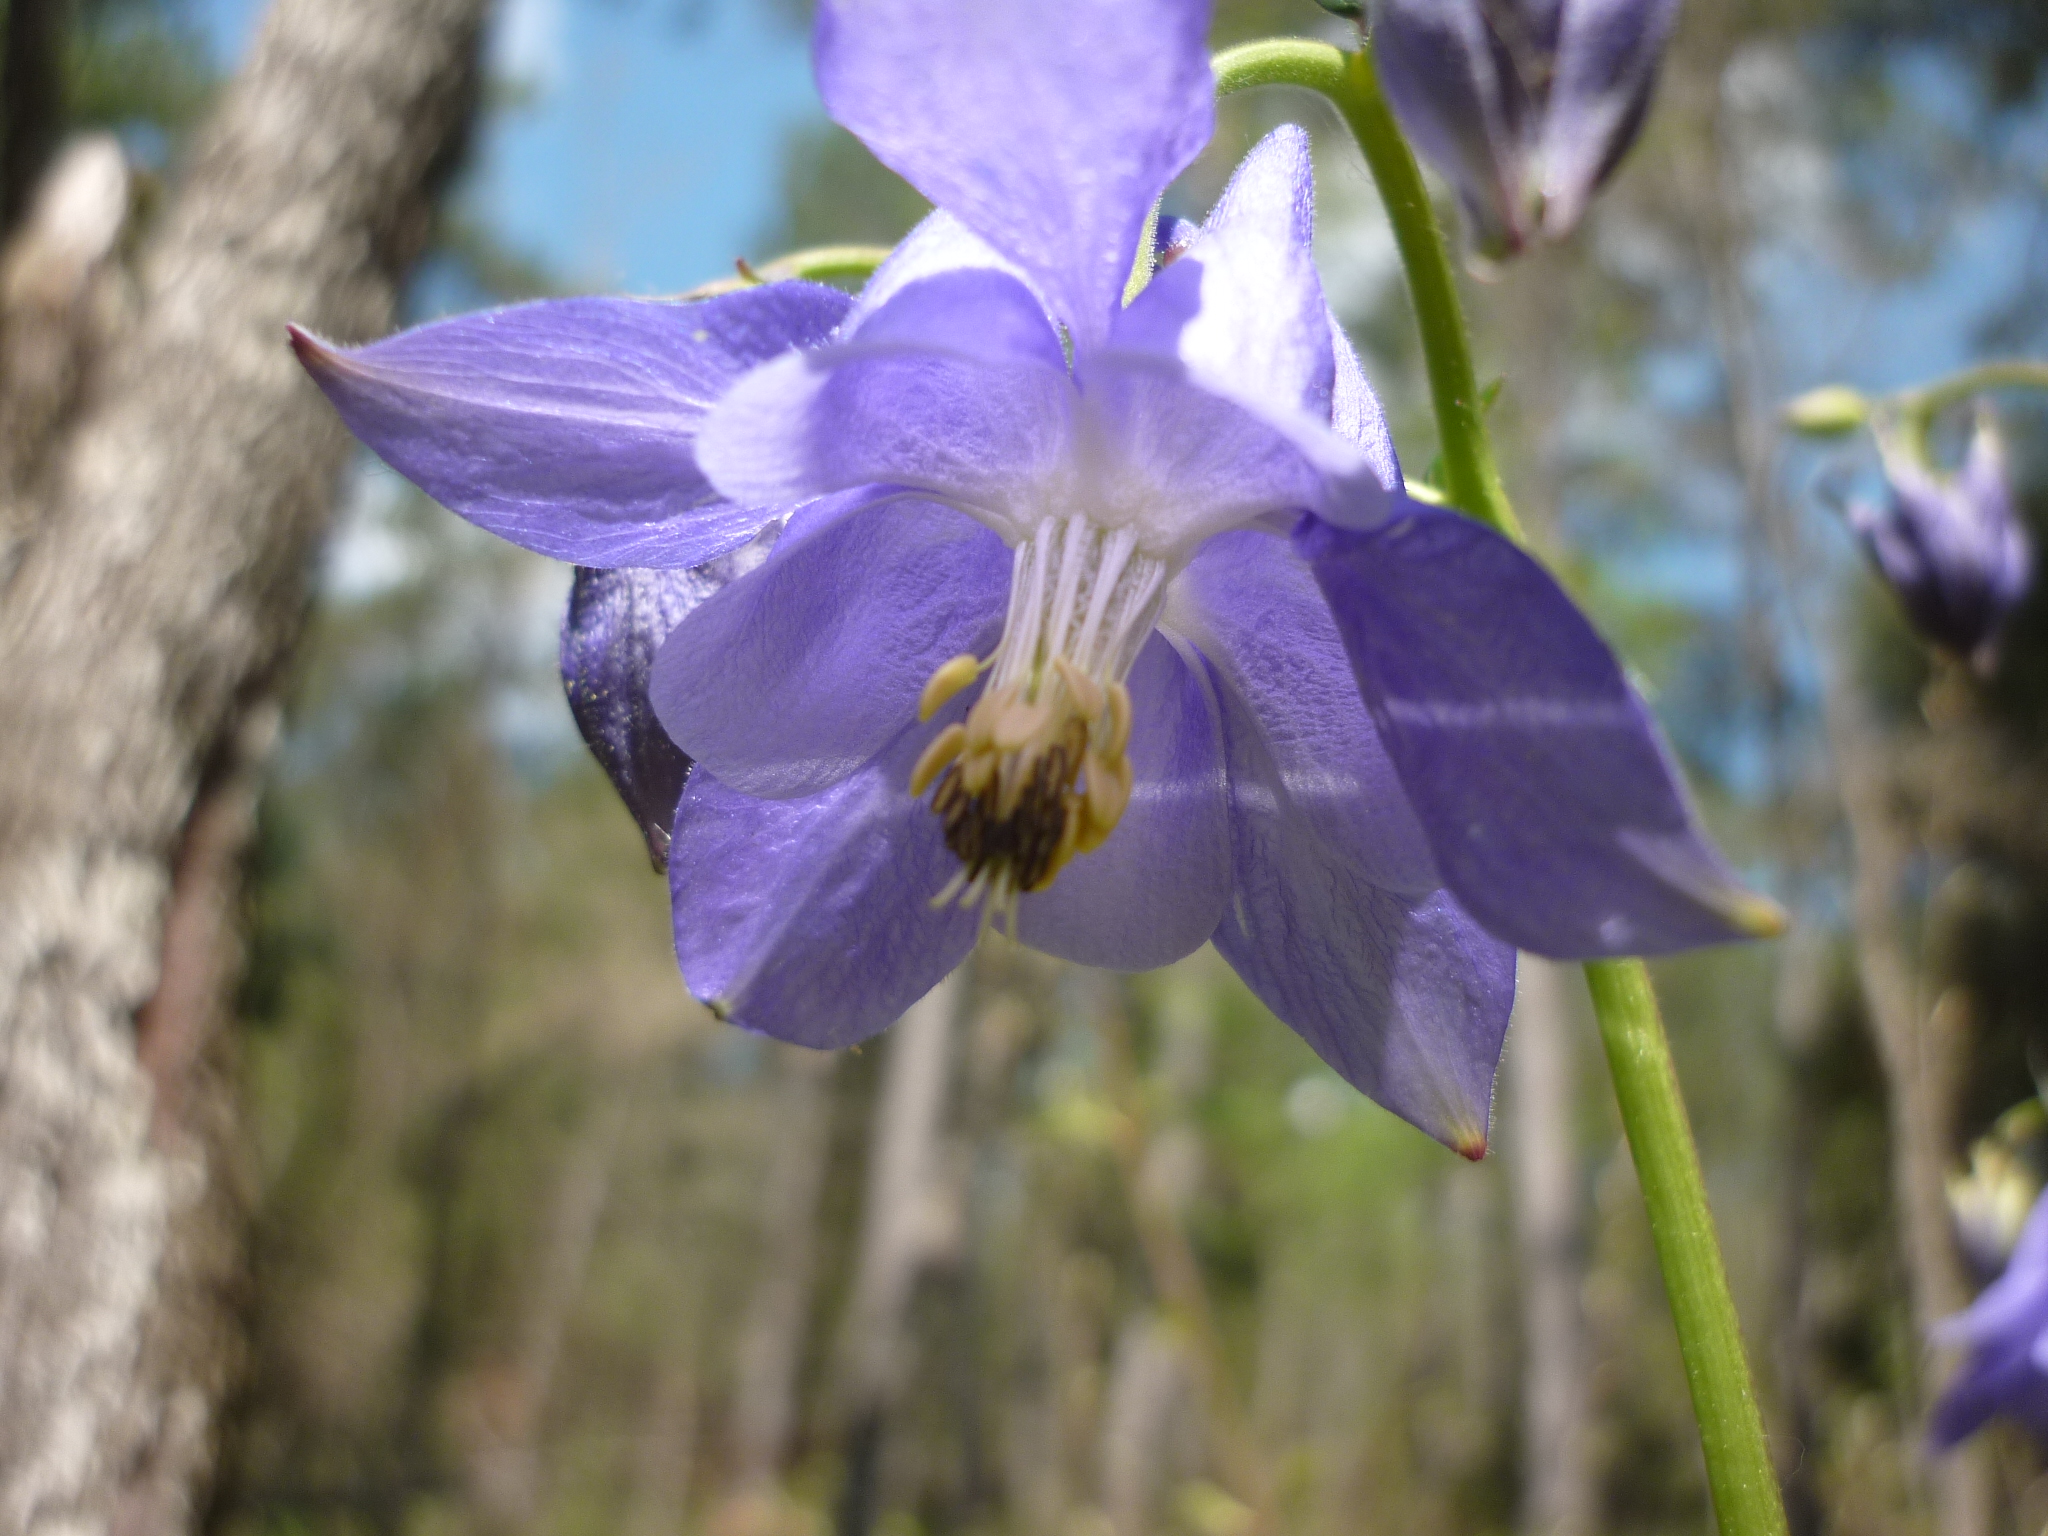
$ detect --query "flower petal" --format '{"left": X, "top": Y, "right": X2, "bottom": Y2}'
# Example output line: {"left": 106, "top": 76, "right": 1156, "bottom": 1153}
{"left": 1113, "top": 126, "right": 1335, "bottom": 422}
{"left": 813, "top": 0, "right": 1214, "bottom": 345}
{"left": 1167, "top": 529, "right": 1437, "bottom": 893}
{"left": 1538, "top": 0, "right": 1681, "bottom": 239}
{"left": 1330, "top": 310, "right": 1403, "bottom": 491}
{"left": 1216, "top": 866, "right": 1512, "bottom": 1157}
{"left": 651, "top": 493, "right": 1009, "bottom": 799}
{"left": 1170, "top": 531, "right": 1506, "bottom": 1152}
{"left": 1013, "top": 632, "right": 1230, "bottom": 970}
{"left": 1374, "top": 0, "right": 1529, "bottom": 258}
{"left": 290, "top": 284, "right": 850, "bottom": 567}
{"left": 698, "top": 271, "right": 1074, "bottom": 541}
{"left": 1072, "top": 354, "right": 1377, "bottom": 560}
{"left": 669, "top": 716, "right": 978, "bottom": 1049}
{"left": 1298, "top": 503, "right": 1784, "bottom": 958}
{"left": 562, "top": 552, "right": 760, "bottom": 869}
{"left": 843, "top": 209, "right": 1041, "bottom": 334}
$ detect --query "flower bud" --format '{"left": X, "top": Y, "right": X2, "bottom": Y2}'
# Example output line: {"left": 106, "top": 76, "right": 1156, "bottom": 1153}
{"left": 1782, "top": 384, "right": 1871, "bottom": 437}
{"left": 1845, "top": 406, "right": 2031, "bottom": 670}
{"left": 1372, "top": 0, "right": 1681, "bottom": 259}
{"left": 560, "top": 539, "right": 768, "bottom": 869}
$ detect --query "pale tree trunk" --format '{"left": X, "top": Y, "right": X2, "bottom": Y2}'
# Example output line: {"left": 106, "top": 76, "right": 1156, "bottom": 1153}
{"left": 0, "top": 132, "right": 136, "bottom": 577}
{"left": 0, "top": 1, "right": 489, "bottom": 1531}
{"left": 834, "top": 975, "right": 963, "bottom": 1536}
{"left": 1509, "top": 959, "right": 1595, "bottom": 1536}
{"left": 719, "top": 1046, "right": 840, "bottom": 1524}
{"left": 1097, "top": 969, "right": 1215, "bottom": 1536}
{"left": 1828, "top": 698, "right": 1989, "bottom": 1536}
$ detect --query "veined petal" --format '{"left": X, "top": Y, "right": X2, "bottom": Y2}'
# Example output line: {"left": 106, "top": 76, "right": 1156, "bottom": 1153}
{"left": 670, "top": 716, "right": 978, "bottom": 1049}
{"left": 814, "top": 0, "right": 1214, "bottom": 347}
{"left": 1330, "top": 310, "right": 1403, "bottom": 491}
{"left": 1538, "top": 0, "right": 1682, "bottom": 239}
{"left": 1072, "top": 353, "right": 1379, "bottom": 559}
{"left": 291, "top": 284, "right": 849, "bottom": 567}
{"left": 1216, "top": 865, "right": 1512, "bottom": 1157}
{"left": 699, "top": 271, "right": 1074, "bottom": 541}
{"left": 651, "top": 493, "right": 1009, "bottom": 799}
{"left": 1173, "top": 531, "right": 1505, "bottom": 1153}
{"left": 1299, "top": 504, "right": 1784, "bottom": 958}
{"left": 1167, "top": 530, "right": 1436, "bottom": 893}
{"left": 843, "top": 209, "right": 1041, "bottom": 334}
{"left": 1113, "top": 126, "right": 1335, "bottom": 423}
{"left": 1013, "top": 632, "right": 1230, "bottom": 970}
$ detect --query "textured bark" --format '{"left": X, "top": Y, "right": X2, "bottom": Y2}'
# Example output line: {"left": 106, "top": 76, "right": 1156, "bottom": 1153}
{"left": 0, "top": 133, "right": 134, "bottom": 582}
{"left": 1508, "top": 959, "right": 1594, "bottom": 1536}
{"left": 0, "top": 1, "right": 488, "bottom": 1531}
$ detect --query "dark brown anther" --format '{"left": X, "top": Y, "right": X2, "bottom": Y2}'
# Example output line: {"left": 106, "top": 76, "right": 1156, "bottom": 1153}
{"left": 930, "top": 717, "right": 1087, "bottom": 896}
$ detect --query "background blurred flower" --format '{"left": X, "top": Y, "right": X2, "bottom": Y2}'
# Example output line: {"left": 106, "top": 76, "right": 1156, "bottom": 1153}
{"left": 1845, "top": 406, "right": 2031, "bottom": 670}
{"left": 1933, "top": 1184, "right": 2048, "bottom": 1448}
{"left": 1371, "top": 0, "right": 1682, "bottom": 259}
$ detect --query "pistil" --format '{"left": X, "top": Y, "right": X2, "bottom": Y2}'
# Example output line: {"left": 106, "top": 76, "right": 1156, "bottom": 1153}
{"left": 913, "top": 515, "right": 1164, "bottom": 930}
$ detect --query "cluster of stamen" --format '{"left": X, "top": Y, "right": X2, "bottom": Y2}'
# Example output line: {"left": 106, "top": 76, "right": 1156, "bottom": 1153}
{"left": 908, "top": 516, "right": 1167, "bottom": 935}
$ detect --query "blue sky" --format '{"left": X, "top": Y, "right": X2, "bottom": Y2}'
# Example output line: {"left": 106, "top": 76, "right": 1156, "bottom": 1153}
{"left": 198, "top": 0, "right": 824, "bottom": 294}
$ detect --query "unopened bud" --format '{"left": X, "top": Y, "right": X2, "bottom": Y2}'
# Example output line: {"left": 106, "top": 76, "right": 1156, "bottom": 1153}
{"left": 1783, "top": 385, "right": 1870, "bottom": 437}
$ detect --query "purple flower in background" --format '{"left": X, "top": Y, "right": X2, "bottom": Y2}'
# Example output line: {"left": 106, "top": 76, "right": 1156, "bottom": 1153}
{"left": 1846, "top": 408, "right": 2030, "bottom": 671}
{"left": 293, "top": 0, "right": 1777, "bottom": 1154}
{"left": 1372, "top": 0, "right": 1681, "bottom": 258}
{"left": 1932, "top": 1187, "right": 2048, "bottom": 1449}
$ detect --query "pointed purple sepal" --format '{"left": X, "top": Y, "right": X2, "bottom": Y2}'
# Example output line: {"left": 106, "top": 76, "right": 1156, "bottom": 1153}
{"left": 1298, "top": 502, "right": 1786, "bottom": 959}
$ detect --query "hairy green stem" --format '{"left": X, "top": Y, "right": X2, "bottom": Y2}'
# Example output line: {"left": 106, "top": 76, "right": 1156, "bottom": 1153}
{"left": 680, "top": 242, "right": 893, "bottom": 299}
{"left": 1900, "top": 359, "right": 2048, "bottom": 427}
{"left": 1584, "top": 960, "right": 1789, "bottom": 1536}
{"left": 1217, "top": 38, "right": 1789, "bottom": 1536}
{"left": 1214, "top": 40, "right": 1518, "bottom": 540}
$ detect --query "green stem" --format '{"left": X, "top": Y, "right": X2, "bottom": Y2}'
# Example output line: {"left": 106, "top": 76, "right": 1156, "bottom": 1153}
{"left": 1214, "top": 41, "right": 1518, "bottom": 541}
{"left": 1899, "top": 359, "right": 2048, "bottom": 427}
{"left": 1586, "top": 960, "right": 1788, "bottom": 1536}
{"left": 1217, "top": 37, "right": 1789, "bottom": 1536}
{"left": 679, "top": 242, "right": 893, "bottom": 300}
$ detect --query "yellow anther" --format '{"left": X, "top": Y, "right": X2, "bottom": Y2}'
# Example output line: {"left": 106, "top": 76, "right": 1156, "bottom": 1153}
{"left": 964, "top": 691, "right": 1001, "bottom": 754}
{"left": 1053, "top": 655, "right": 1106, "bottom": 719}
{"left": 1082, "top": 751, "right": 1132, "bottom": 841}
{"left": 1105, "top": 683, "right": 1132, "bottom": 757}
{"left": 991, "top": 699, "right": 1052, "bottom": 752}
{"left": 919, "top": 652, "right": 983, "bottom": 721}
{"left": 910, "top": 723, "right": 967, "bottom": 798}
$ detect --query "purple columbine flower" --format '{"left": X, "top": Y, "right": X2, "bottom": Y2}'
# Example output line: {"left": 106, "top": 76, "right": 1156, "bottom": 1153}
{"left": 1845, "top": 408, "right": 2031, "bottom": 671}
{"left": 1371, "top": 0, "right": 1681, "bottom": 259}
{"left": 291, "top": 0, "right": 1777, "bottom": 1155}
{"left": 1932, "top": 1186, "right": 2048, "bottom": 1449}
